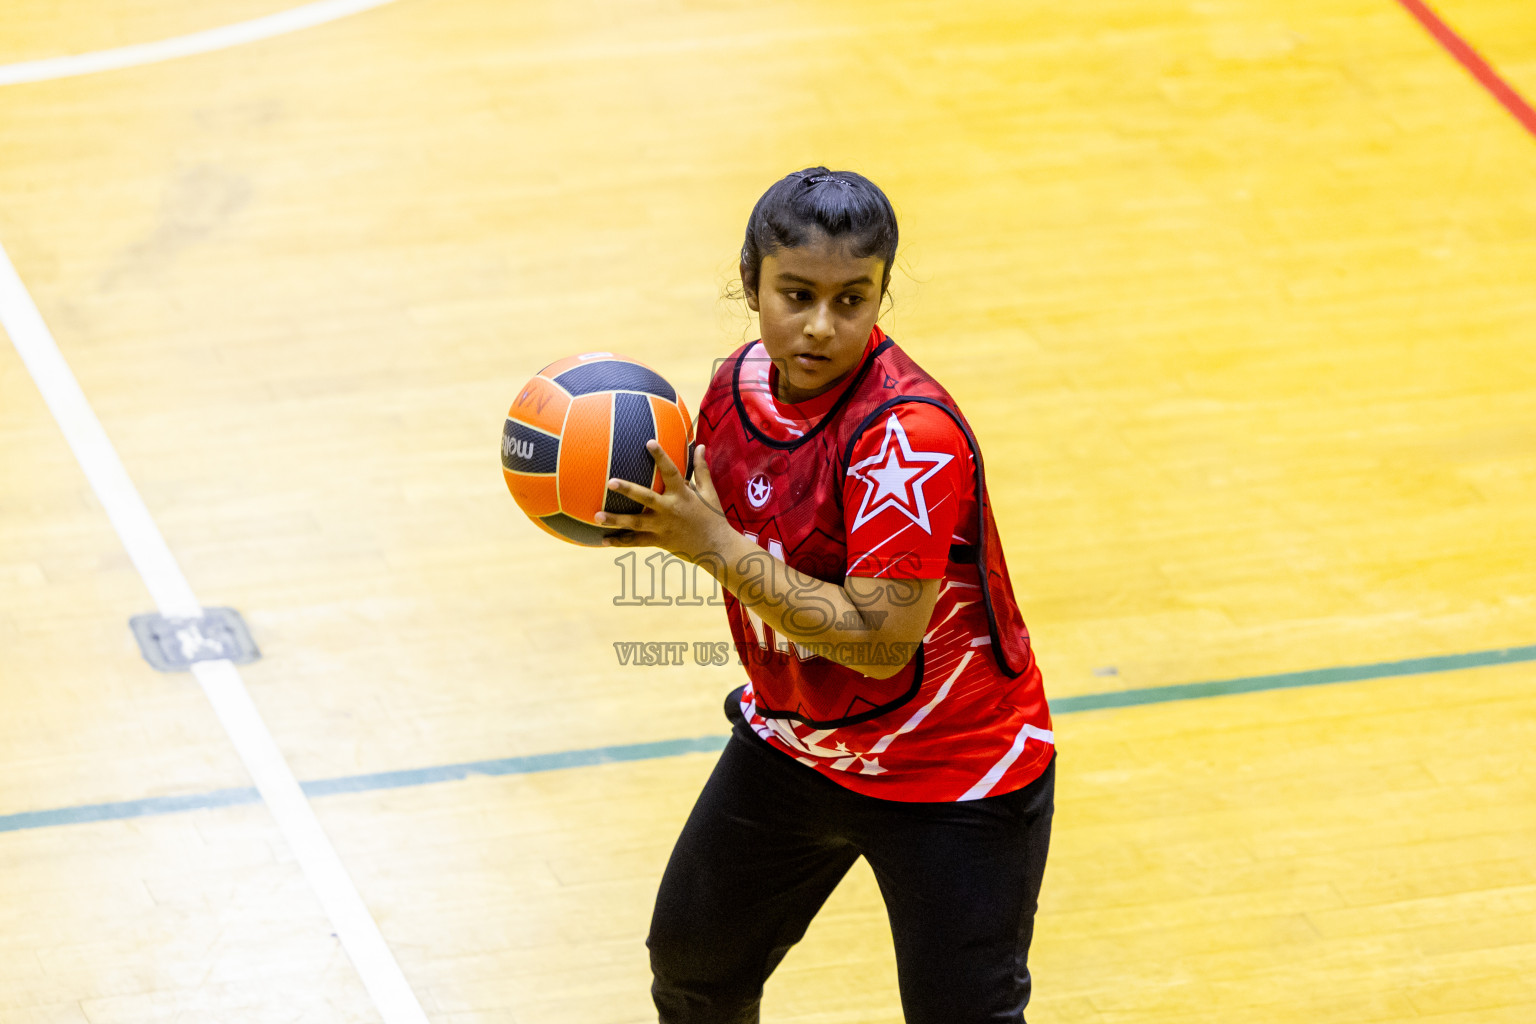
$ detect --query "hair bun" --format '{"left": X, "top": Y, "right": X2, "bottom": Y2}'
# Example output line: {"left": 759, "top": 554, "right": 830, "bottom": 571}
{"left": 739, "top": 167, "right": 899, "bottom": 298}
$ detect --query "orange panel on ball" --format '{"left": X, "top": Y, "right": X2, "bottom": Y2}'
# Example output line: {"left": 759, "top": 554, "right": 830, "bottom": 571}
{"left": 507, "top": 376, "right": 570, "bottom": 436}
{"left": 558, "top": 392, "right": 615, "bottom": 522}
{"left": 648, "top": 395, "right": 691, "bottom": 492}
{"left": 676, "top": 394, "right": 692, "bottom": 437}
{"left": 503, "top": 468, "right": 560, "bottom": 518}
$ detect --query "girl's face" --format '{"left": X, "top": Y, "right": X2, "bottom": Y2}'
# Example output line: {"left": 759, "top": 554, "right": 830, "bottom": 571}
{"left": 744, "top": 232, "right": 885, "bottom": 404}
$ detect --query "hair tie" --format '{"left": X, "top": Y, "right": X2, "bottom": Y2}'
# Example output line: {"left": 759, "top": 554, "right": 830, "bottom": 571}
{"left": 807, "top": 174, "right": 849, "bottom": 187}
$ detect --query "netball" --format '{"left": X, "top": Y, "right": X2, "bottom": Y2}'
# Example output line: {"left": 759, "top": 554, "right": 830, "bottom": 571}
{"left": 501, "top": 352, "right": 693, "bottom": 547}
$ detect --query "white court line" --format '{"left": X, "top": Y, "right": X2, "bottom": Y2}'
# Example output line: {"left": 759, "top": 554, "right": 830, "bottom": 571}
{"left": 0, "top": 0, "right": 403, "bottom": 87}
{"left": 0, "top": 242, "right": 429, "bottom": 1022}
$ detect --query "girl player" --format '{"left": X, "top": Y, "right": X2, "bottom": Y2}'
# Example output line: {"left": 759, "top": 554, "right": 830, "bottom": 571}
{"left": 598, "top": 168, "right": 1055, "bottom": 1023}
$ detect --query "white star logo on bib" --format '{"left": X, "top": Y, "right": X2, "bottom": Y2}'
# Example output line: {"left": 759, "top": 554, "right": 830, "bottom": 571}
{"left": 847, "top": 413, "right": 954, "bottom": 534}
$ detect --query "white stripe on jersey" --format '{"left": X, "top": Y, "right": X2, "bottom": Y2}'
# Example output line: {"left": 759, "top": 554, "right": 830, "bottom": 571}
{"left": 846, "top": 519, "right": 920, "bottom": 575}
{"left": 861, "top": 494, "right": 953, "bottom": 578}
{"left": 866, "top": 651, "right": 974, "bottom": 756}
{"left": 957, "top": 719, "right": 1056, "bottom": 801}
{"left": 770, "top": 415, "right": 805, "bottom": 436}
{"left": 923, "top": 599, "right": 973, "bottom": 641}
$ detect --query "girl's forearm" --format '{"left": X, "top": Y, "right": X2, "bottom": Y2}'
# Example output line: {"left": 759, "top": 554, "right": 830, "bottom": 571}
{"left": 692, "top": 528, "right": 921, "bottom": 678}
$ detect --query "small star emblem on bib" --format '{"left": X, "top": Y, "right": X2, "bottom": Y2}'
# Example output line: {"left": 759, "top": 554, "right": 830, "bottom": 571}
{"left": 746, "top": 473, "right": 773, "bottom": 508}
{"left": 846, "top": 414, "right": 954, "bottom": 534}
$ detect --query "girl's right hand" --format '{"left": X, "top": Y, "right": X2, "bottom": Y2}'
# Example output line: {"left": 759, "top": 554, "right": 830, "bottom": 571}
{"left": 688, "top": 444, "right": 723, "bottom": 515}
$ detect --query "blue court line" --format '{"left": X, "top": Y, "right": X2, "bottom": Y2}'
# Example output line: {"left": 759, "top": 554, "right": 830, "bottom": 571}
{"left": 3, "top": 644, "right": 1532, "bottom": 835}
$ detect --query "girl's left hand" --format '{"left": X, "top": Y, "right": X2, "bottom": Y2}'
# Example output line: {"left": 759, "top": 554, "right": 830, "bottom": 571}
{"left": 599, "top": 442, "right": 732, "bottom": 563}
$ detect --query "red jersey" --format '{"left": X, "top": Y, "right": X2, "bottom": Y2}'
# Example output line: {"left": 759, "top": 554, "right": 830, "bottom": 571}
{"left": 694, "top": 328, "right": 1054, "bottom": 802}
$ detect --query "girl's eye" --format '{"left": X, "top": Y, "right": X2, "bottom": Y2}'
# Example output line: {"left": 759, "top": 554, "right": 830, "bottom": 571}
{"left": 785, "top": 290, "right": 812, "bottom": 302}
{"left": 841, "top": 294, "right": 865, "bottom": 307}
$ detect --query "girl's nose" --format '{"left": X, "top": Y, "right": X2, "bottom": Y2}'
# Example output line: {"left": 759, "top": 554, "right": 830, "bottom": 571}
{"left": 805, "top": 303, "right": 835, "bottom": 341}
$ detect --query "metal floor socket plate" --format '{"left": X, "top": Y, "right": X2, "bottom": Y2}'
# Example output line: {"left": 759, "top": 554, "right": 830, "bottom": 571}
{"left": 129, "top": 607, "right": 261, "bottom": 672}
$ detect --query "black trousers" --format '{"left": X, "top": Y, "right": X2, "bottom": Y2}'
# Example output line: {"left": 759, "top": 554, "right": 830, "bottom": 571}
{"left": 648, "top": 697, "right": 1055, "bottom": 1024}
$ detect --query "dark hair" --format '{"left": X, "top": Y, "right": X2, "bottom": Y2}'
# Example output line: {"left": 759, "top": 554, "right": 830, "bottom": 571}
{"left": 739, "top": 167, "right": 899, "bottom": 298}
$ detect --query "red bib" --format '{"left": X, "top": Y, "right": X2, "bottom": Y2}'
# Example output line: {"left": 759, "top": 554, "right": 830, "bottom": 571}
{"left": 698, "top": 330, "right": 1034, "bottom": 723}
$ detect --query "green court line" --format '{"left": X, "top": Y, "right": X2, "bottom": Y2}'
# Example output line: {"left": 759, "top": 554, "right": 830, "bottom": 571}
{"left": 0, "top": 787, "right": 263, "bottom": 831}
{"left": 1050, "top": 643, "right": 1536, "bottom": 712}
{"left": 3, "top": 643, "right": 1531, "bottom": 835}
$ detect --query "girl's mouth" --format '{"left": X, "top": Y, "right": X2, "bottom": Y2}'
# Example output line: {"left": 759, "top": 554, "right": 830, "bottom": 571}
{"left": 794, "top": 353, "right": 828, "bottom": 369}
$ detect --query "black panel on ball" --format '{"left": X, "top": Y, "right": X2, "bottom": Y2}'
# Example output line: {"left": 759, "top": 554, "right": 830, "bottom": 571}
{"left": 540, "top": 513, "right": 614, "bottom": 547}
{"left": 502, "top": 419, "right": 560, "bottom": 474}
{"left": 605, "top": 392, "right": 657, "bottom": 515}
{"left": 554, "top": 360, "right": 676, "bottom": 401}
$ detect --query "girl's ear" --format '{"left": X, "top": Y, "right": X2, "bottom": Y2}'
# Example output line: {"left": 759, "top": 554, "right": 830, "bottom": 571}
{"left": 740, "top": 262, "right": 761, "bottom": 312}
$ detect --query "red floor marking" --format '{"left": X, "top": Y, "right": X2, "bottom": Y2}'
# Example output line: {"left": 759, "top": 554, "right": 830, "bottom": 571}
{"left": 1395, "top": 0, "right": 1536, "bottom": 138}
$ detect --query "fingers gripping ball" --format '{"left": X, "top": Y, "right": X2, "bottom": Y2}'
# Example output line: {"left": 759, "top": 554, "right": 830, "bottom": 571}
{"left": 502, "top": 353, "right": 693, "bottom": 547}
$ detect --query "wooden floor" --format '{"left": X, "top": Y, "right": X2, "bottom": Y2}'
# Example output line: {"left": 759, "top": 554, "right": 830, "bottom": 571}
{"left": 2, "top": 0, "right": 1534, "bottom": 1021}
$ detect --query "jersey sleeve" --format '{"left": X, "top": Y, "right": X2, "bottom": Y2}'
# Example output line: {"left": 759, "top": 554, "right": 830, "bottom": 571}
{"left": 843, "top": 403, "right": 972, "bottom": 580}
